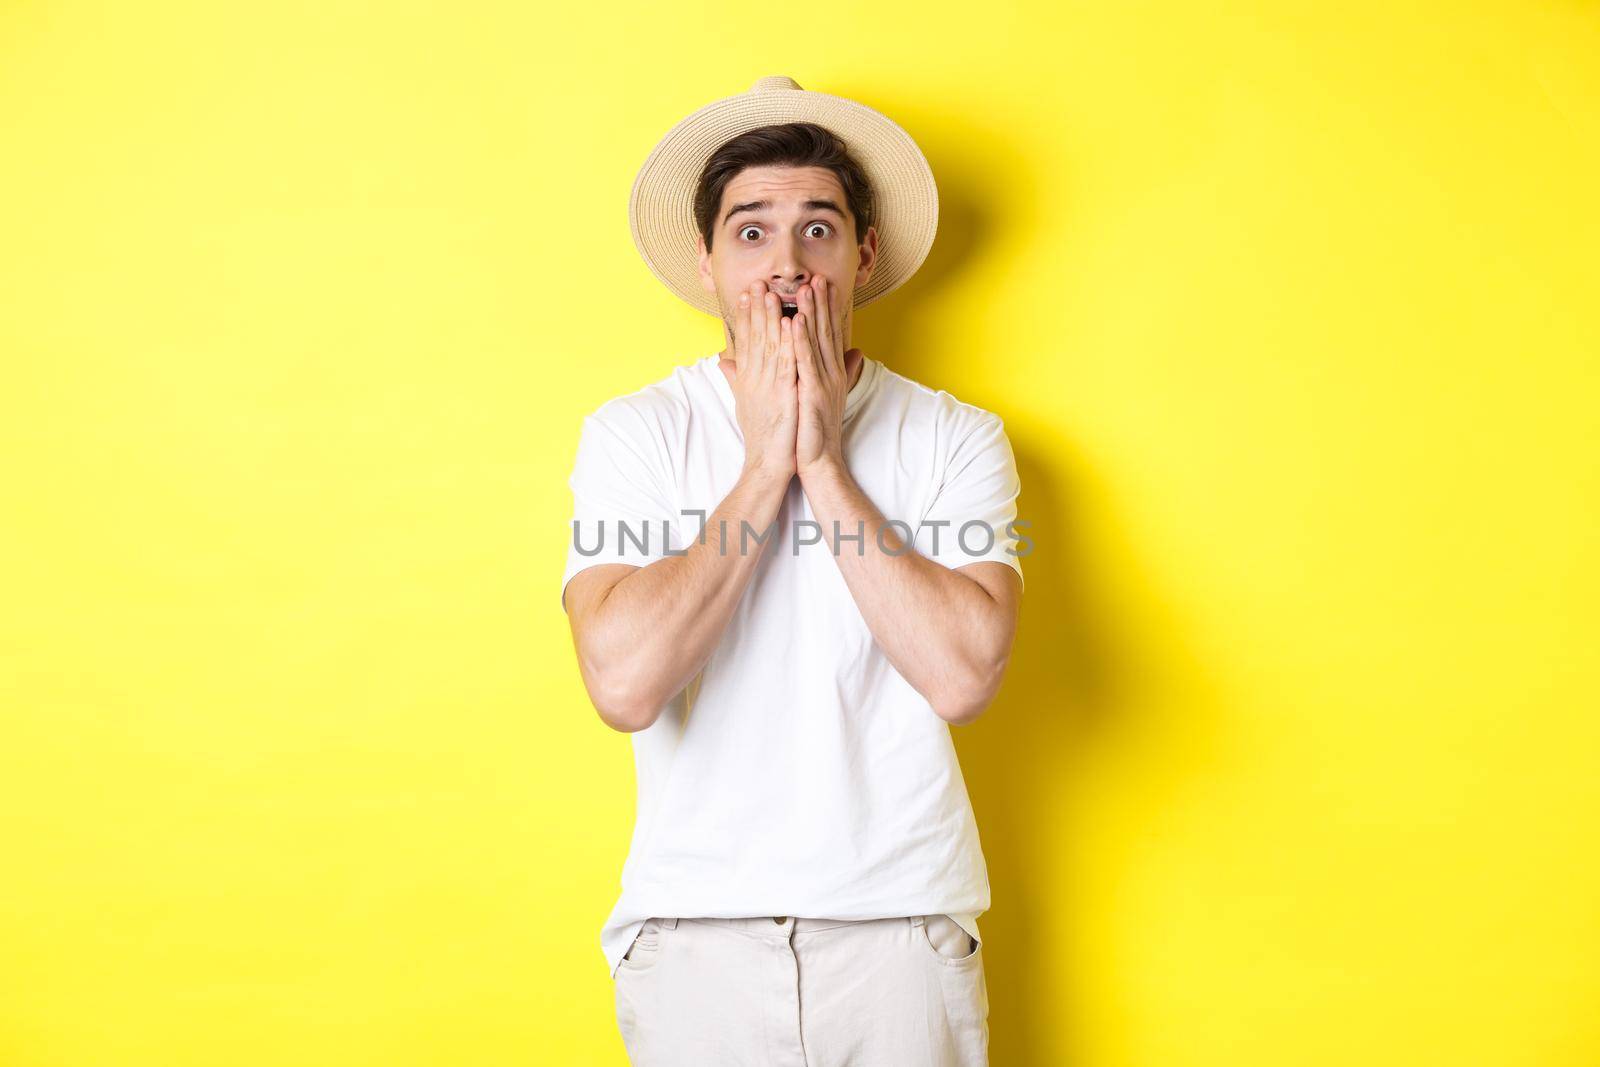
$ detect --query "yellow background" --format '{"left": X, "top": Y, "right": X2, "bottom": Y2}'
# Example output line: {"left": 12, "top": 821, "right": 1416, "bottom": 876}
{"left": 2, "top": 1, "right": 1597, "bottom": 1064}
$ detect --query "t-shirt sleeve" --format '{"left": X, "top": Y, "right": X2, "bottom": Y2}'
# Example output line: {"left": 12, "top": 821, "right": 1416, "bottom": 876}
{"left": 912, "top": 412, "right": 1025, "bottom": 590}
{"left": 560, "top": 410, "right": 682, "bottom": 613}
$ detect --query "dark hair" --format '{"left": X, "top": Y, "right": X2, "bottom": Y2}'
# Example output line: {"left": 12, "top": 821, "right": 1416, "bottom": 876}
{"left": 694, "top": 122, "right": 875, "bottom": 253}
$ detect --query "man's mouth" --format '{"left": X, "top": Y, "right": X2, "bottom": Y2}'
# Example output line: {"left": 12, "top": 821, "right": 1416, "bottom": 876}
{"left": 780, "top": 302, "right": 799, "bottom": 319}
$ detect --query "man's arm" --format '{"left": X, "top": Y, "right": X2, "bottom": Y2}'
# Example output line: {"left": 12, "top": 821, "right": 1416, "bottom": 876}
{"left": 798, "top": 457, "right": 1023, "bottom": 726}
{"left": 564, "top": 463, "right": 791, "bottom": 733}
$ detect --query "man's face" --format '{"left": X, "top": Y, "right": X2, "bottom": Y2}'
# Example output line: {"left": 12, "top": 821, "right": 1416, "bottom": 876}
{"left": 696, "top": 164, "right": 878, "bottom": 342}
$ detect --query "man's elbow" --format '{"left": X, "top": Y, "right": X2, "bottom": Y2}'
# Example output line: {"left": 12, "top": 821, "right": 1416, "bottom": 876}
{"left": 932, "top": 653, "right": 1010, "bottom": 727}
{"left": 593, "top": 695, "right": 647, "bottom": 733}
{"left": 585, "top": 675, "right": 659, "bottom": 735}
{"left": 934, "top": 697, "right": 988, "bottom": 727}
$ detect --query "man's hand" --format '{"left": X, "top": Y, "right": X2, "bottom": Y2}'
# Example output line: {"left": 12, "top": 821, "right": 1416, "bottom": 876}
{"left": 731, "top": 280, "right": 799, "bottom": 482}
{"left": 792, "top": 275, "right": 862, "bottom": 479}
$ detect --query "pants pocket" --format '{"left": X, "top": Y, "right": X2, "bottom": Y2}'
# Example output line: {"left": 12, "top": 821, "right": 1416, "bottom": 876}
{"left": 619, "top": 916, "right": 665, "bottom": 972}
{"left": 915, "top": 913, "right": 981, "bottom": 966}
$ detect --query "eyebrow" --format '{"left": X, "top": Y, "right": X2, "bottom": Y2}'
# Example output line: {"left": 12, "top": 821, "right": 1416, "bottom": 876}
{"left": 721, "top": 198, "right": 846, "bottom": 227}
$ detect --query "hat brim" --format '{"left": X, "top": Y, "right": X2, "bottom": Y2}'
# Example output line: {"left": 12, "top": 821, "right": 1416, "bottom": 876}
{"left": 629, "top": 85, "right": 939, "bottom": 318}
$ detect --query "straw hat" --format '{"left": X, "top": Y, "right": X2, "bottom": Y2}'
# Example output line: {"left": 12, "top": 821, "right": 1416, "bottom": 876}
{"left": 628, "top": 75, "right": 939, "bottom": 317}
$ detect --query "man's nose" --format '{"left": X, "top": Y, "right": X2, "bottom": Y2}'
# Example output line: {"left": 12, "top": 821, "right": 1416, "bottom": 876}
{"left": 768, "top": 233, "right": 808, "bottom": 290}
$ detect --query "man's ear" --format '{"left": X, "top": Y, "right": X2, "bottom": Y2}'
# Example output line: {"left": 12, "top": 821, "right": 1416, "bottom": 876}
{"left": 854, "top": 225, "right": 879, "bottom": 289}
{"left": 696, "top": 234, "right": 716, "bottom": 294}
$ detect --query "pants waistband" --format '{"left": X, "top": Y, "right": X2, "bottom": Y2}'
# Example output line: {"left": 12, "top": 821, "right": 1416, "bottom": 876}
{"left": 656, "top": 915, "right": 928, "bottom": 937}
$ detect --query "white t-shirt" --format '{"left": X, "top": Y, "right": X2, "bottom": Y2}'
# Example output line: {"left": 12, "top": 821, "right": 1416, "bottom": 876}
{"left": 560, "top": 352, "right": 1025, "bottom": 980}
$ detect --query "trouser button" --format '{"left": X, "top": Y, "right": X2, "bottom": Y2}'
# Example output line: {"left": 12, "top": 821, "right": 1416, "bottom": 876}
{"left": 773, "top": 916, "right": 787, "bottom": 923}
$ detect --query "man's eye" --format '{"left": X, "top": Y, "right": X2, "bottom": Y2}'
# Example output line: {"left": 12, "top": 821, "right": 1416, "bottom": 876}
{"left": 738, "top": 226, "right": 762, "bottom": 241}
{"left": 806, "top": 222, "right": 832, "bottom": 238}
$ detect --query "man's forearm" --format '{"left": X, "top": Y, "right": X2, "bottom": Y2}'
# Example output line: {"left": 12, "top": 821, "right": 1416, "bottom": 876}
{"left": 583, "top": 464, "right": 792, "bottom": 727}
{"left": 798, "top": 457, "right": 1011, "bottom": 720}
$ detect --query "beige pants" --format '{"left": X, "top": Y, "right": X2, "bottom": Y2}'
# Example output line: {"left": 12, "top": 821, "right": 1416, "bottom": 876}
{"left": 613, "top": 913, "right": 988, "bottom": 1066}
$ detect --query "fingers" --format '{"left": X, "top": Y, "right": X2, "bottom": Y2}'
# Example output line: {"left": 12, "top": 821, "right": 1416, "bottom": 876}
{"left": 793, "top": 308, "right": 819, "bottom": 391}
{"left": 798, "top": 286, "right": 820, "bottom": 379}
{"left": 740, "top": 280, "right": 770, "bottom": 380}
{"left": 815, "top": 276, "right": 839, "bottom": 380}
{"left": 734, "top": 285, "right": 750, "bottom": 366}
{"left": 777, "top": 308, "right": 796, "bottom": 381}
{"left": 762, "top": 287, "right": 781, "bottom": 378}
{"left": 793, "top": 304, "right": 814, "bottom": 388}
{"left": 734, "top": 279, "right": 809, "bottom": 387}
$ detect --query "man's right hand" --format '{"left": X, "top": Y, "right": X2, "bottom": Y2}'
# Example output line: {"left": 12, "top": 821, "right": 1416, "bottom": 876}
{"left": 730, "top": 280, "right": 799, "bottom": 482}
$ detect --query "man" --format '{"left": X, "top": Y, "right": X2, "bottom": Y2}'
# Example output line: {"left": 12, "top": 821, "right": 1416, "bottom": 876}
{"left": 561, "top": 75, "right": 1026, "bottom": 1066}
